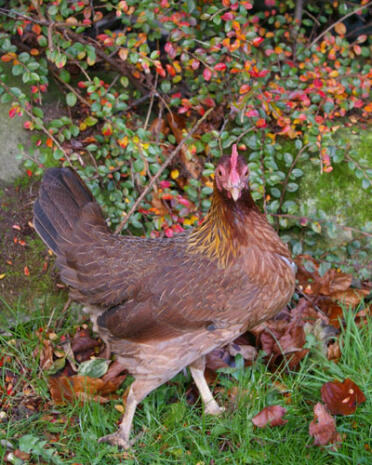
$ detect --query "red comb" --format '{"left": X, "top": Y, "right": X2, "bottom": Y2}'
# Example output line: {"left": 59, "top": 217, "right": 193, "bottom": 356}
{"left": 231, "top": 144, "right": 238, "bottom": 168}
{"left": 229, "top": 144, "right": 240, "bottom": 184}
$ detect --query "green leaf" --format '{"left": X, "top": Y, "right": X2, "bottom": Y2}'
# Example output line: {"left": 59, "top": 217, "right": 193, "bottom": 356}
{"left": 245, "top": 134, "right": 259, "bottom": 150}
{"left": 318, "top": 262, "right": 331, "bottom": 276}
{"left": 12, "top": 64, "right": 23, "bottom": 76}
{"left": 66, "top": 92, "right": 77, "bottom": 107}
{"left": 161, "top": 80, "right": 171, "bottom": 93}
{"left": 286, "top": 182, "right": 298, "bottom": 192}
{"left": 48, "top": 5, "right": 58, "bottom": 16}
{"left": 270, "top": 187, "right": 281, "bottom": 198}
{"left": 284, "top": 152, "right": 293, "bottom": 166}
{"left": 78, "top": 358, "right": 110, "bottom": 378}
{"left": 292, "top": 241, "right": 302, "bottom": 255}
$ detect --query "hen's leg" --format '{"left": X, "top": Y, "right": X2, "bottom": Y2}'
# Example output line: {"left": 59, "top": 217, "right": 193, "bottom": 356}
{"left": 189, "top": 356, "right": 224, "bottom": 416}
{"left": 98, "top": 379, "right": 153, "bottom": 449}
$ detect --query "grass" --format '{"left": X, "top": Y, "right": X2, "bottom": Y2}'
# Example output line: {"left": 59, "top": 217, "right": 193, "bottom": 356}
{"left": 0, "top": 298, "right": 371, "bottom": 465}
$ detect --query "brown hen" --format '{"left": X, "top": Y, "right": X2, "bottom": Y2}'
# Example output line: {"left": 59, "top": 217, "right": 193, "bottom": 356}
{"left": 33, "top": 145, "right": 295, "bottom": 448}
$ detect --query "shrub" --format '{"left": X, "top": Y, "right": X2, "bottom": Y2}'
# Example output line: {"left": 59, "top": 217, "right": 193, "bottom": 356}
{"left": 0, "top": 0, "right": 371, "bottom": 277}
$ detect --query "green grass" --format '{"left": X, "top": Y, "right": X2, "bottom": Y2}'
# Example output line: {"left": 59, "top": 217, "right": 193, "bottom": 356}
{"left": 1, "top": 300, "right": 371, "bottom": 465}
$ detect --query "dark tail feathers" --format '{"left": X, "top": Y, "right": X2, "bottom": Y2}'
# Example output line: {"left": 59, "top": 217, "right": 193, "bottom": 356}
{"left": 33, "top": 168, "right": 102, "bottom": 254}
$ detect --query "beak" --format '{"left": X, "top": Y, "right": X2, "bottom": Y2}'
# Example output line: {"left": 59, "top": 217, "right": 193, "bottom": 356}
{"left": 229, "top": 186, "right": 241, "bottom": 202}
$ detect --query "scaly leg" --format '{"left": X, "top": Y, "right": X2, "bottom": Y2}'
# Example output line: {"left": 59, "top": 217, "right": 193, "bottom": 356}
{"left": 189, "top": 356, "right": 225, "bottom": 416}
{"left": 98, "top": 379, "right": 153, "bottom": 449}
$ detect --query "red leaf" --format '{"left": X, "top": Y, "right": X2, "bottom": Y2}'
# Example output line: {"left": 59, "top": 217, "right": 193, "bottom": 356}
{"left": 246, "top": 109, "right": 259, "bottom": 117}
{"left": 9, "top": 107, "right": 17, "bottom": 119}
{"left": 256, "top": 118, "right": 267, "bottom": 128}
{"left": 321, "top": 379, "right": 366, "bottom": 415}
{"left": 164, "top": 228, "right": 173, "bottom": 238}
{"left": 252, "top": 37, "right": 264, "bottom": 47}
{"left": 239, "top": 84, "right": 251, "bottom": 94}
{"left": 214, "top": 62, "right": 227, "bottom": 72}
{"left": 203, "top": 68, "right": 212, "bottom": 81}
{"left": 252, "top": 405, "right": 287, "bottom": 428}
{"left": 155, "top": 65, "right": 166, "bottom": 78}
{"left": 221, "top": 12, "right": 234, "bottom": 21}
{"left": 309, "top": 403, "right": 341, "bottom": 446}
{"left": 164, "top": 42, "right": 176, "bottom": 59}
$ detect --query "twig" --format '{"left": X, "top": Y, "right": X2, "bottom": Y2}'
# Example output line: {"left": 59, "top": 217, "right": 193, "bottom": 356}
{"left": 144, "top": 74, "right": 158, "bottom": 130}
{"left": 52, "top": 70, "right": 91, "bottom": 107}
{"left": 309, "top": 1, "right": 372, "bottom": 48}
{"left": 114, "top": 107, "right": 214, "bottom": 234}
{"left": 295, "top": 288, "right": 327, "bottom": 318}
{"left": 294, "top": 0, "right": 305, "bottom": 24}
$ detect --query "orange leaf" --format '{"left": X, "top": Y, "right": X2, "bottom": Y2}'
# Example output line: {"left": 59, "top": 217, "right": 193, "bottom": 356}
{"left": 252, "top": 405, "right": 287, "bottom": 428}
{"left": 334, "top": 22, "right": 346, "bottom": 36}
{"left": 321, "top": 379, "right": 366, "bottom": 415}
{"left": 118, "top": 48, "right": 128, "bottom": 61}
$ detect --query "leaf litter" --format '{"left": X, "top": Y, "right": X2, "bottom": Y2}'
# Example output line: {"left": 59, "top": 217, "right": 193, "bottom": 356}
{"left": 2, "top": 255, "right": 370, "bottom": 452}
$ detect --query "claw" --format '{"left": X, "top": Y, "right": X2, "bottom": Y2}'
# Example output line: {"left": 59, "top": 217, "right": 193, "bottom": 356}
{"left": 98, "top": 432, "right": 131, "bottom": 449}
{"left": 98, "top": 430, "right": 144, "bottom": 449}
{"left": 204, "top": 402, "right": 225, "bottom": 416}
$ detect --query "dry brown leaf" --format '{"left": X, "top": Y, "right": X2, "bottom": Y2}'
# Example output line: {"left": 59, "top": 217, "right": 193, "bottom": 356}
{"left": 150, "top": 194, "right": 169, "bottom": 216}
{"left": 35, "top": 339, "right": 54, "bottom": 371}
{"left": 309, "top": 402, "right": 341, "bottom": 447}
{"left": 330, "top": 288, "right": 370, "bottom": 307}
{"left": 206, "top": 348, "right": 230, "bottom": 372}
{"left": 252, "top": 405, "right": 287, "bottom": 428}
{"left": 228, "top": 343, "right": 257, "bottom": 361}
{"left": 321, "top": 378, "right": 366, "bottom": 415}
{"left": 319, "top": 269, "right": 352, "bottom": 296}
{"left": 71, "top": 329, "right": 101, "bottom": 354}
{"left": 256, "top": 321, "right": 309, "bottom": 370}
{"left": 327, "top": 341, "right": 341, "bottom": 362}
{"left": 48, "top": 373, "right": 124, "bottom": 405}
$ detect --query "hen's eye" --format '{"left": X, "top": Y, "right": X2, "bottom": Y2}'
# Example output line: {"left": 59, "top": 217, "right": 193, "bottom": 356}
{"left": 217, "top": 167, "right": 224, "bottom": 176}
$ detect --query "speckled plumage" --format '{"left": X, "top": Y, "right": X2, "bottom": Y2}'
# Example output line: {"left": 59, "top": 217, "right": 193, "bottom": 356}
{"left": 33, "top": 149, "right": 295, "bottom": 448}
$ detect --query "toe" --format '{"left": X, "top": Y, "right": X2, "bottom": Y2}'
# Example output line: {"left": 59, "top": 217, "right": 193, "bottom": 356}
{"left": 98, "top": 432, "right": 130, "bottom": 449}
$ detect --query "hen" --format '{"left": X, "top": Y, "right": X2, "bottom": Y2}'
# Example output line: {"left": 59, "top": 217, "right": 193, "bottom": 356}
{"left": 33, "top": 145, "right": 295, "bottom": 448}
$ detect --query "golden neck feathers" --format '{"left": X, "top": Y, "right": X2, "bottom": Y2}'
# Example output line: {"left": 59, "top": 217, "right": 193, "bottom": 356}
{"left": 187, "top": 185, "right": 258, "bottom": 268}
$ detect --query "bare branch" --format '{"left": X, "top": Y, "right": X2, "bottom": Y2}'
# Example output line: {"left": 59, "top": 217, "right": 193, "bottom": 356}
{"left": 114, "top": 107, "right": 214, "bottom": 234}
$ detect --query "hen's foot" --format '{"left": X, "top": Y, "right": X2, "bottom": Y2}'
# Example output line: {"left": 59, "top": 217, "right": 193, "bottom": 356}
{"left": 204, "top": 401, "right": 225, "bottom": 416}
{"left": 98, "top": 431, "right": 144, "bottom": 449}
{"left": 98, "top": 432, "right": 131, "bottom": 449}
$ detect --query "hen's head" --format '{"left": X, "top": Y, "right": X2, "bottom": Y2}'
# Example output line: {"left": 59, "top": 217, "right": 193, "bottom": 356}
{"left": 215, "top": 144, "right": 249, "bottom": 202}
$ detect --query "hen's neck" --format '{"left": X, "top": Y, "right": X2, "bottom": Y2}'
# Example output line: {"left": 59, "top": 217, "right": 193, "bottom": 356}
{"left": 187, "top": 186, "right": 260, "bottom": 267}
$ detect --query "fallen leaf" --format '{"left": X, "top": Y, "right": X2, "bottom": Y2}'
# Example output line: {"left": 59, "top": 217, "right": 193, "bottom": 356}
{"left": 309, "top": 402, "right": 341, "bottom": 446}
{"left": 327, "top": 341, "right": 341, "bottom": 362}
{"left": 78, "top": 358, "right": 110, "bottom": 378}
{"left": 321, "top": 378, "right": 366, "bottom": 415}
{"left": 38, "top": 339, "right": 54, "bottom": 371}
{"left": 206, "top": 348, "right": 230, "bottom": 372}
{"left": 330, "top": 288, "right": 370, "bottom": 307}
{"left": 255, "top": 320, "right": 309, "bottom": 370}
{"left": 228, "top": 343, "right": 257, "bottom": 361}
{"left": 319, "top": 269, "right": 352, "bottom": 296}
{"left": 252, "top": 405, "right": 287, "bottom": 428}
